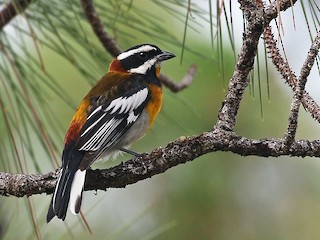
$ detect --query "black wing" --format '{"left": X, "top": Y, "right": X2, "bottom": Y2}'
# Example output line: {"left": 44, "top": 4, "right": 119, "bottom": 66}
{"left": 76, "top": 85, "right": 150, "bottom": 159}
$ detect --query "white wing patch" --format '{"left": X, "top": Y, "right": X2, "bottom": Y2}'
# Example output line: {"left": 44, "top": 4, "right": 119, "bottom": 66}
{"left": 105, "top": 88, "right": 148, "bottom": 114}
{"left": 128, "top": 111, "right": 138, "bottom": 123}
{"left": 117, "top": 45, "right": 156, "bottom": 60}
{"left": 78, "top": 87, "right": 149, "bottom": 152}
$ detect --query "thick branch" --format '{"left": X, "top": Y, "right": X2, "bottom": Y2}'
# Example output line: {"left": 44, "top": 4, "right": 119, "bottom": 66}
{"left": 216, "top": 0, "right": 297, "bottom": 131}
{"left": 216, "top": 1, "right": 264, "bottom": 131}
{"left": 2, "top": 129, "right": 320, "bottom": 198}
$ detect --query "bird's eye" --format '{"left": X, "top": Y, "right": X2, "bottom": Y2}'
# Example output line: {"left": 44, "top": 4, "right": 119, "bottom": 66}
{"left": 138, "top": 52, "right": 148, "bottom": 60}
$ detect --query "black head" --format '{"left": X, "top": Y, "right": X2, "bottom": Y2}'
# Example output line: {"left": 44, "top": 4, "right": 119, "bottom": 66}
{"left": 116, "top": 44, "right": 175, "bottom": 74}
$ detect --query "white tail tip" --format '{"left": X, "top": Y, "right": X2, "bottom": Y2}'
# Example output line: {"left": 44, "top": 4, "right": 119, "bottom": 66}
{"left": 69, "top": 169, "right": 86, "bottom": 215}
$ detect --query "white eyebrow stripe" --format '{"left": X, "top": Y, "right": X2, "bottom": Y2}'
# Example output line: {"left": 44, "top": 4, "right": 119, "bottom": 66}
{"left": 108, "top": 88, "right": 149, "bottom": 114}
{"left": 117, "top": 45, "right": 156, "bottom": 60}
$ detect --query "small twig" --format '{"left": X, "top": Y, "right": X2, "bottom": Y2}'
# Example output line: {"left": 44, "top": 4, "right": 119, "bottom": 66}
{"left": 80, "top": 0, "right": 121, "bottom": 57}
{"left": 0, "top": 0, "right": 34, "bottom": 30}
{"left": 264, "top": 0, "right": 298, "bottom": 23}
{"left": 264, "top": 26, "right": 320, "bottom": 124}
{"left": 159, "top": 64, "right": 196, "bottom": 93}
{"left": 263, "top": 26, "right": 296, "bottom": 88}
{"left": 80, "top": 0, "right": 196, "bottom": 93}
{"left": 284, "top": 31, "right": 320, "bottom": 146}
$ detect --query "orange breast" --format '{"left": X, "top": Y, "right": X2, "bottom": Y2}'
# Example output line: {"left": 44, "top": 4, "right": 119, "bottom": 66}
{"left": 146, "top": 84, "right": 163, "bottom": 128}
{"left": 155, "top": 65, "right": 161, "bottom": 78}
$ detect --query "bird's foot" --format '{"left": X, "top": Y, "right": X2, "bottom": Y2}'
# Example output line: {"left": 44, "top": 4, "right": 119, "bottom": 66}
{"left": 119, "top": 147, "right": 140, "bottom": 157}
{"left": 119, "top": 148, "right": 147, "bottom": 163}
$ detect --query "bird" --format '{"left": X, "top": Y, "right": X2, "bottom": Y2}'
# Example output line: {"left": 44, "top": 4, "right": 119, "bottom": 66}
{"left": 46, "top": 44, "right": 175, "bottom": 222}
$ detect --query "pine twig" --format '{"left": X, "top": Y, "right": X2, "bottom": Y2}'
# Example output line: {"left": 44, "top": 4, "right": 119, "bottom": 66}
{"left": 0, "top": 0, "right": 34, "bottom": 30}
{"left": 80, "top": 0, "right": 121, "bottom": 57}
{"left": 264, "top": 26, "right": 320, "bottom": 124}
{"left": 216, "top": 0, "right": 264, "bottom": 131}
{"left": 159, "top": 64, "right": 197, "bottom": 93}
{"left": 284, "top": 31, "right": 320, "bottom": 146}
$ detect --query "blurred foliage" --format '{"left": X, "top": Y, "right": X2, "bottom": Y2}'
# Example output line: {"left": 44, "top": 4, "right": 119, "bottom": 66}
{"left": 1, "top": 0, "right": 320, "bottom": 240}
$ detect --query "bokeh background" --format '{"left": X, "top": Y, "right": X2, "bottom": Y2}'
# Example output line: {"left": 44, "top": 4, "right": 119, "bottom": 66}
{"left": 1, "top": 0, "right": 320, "bottom": 239}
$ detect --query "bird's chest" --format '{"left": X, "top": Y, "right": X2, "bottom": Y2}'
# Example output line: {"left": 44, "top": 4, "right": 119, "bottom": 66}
{"left": 145, "top": 83, "right": 163, "bottom": 126}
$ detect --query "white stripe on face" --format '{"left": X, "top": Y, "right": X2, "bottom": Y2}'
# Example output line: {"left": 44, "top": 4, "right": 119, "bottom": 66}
{"left": 128, "top": 58, "right": 157, "bottom": 74}
{"left": 117, "top": 45, "right": 156, "bottom": 60}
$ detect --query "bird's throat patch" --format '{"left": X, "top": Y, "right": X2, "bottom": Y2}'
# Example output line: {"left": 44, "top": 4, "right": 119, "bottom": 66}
{"left": 109, "top": 59, "right": 127, "bottom": 73}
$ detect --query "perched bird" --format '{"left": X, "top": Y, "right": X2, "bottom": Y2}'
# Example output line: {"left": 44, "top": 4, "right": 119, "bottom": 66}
{"left": 47, "top": 44, "right": 175, "bottom": 222}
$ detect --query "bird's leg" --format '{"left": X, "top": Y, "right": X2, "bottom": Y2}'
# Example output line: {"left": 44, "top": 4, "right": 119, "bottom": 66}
{"left": 119, "top": 148, "right": 148, "bottom": 167}
{"left": 120, "top": 148, "right": 148, "bottom": 174}
{"left": 119, "top": 148, "right": 141, "bottom": 157}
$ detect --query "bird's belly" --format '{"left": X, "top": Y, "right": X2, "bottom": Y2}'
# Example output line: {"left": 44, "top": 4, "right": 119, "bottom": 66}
{"left": 117, "top": 110, "right": 150, "bottom": 148}
{"left": 100, "top": 110, "right": 150, "bottom": 159}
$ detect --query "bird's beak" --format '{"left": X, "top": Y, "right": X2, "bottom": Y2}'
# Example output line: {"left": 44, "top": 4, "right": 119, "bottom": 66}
{"left": 157, "top": 51, "right": 175, "bottom": 62}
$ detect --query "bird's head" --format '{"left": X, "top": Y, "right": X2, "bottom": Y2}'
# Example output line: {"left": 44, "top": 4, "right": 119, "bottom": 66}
{"left": 109, "top": 44, "right": 175, "bottom": 77}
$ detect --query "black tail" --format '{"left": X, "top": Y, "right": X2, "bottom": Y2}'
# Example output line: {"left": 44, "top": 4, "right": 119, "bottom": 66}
{"left": 47, "top": 145, "right": 84, "bottom": 223}
{"left": 46, "top": 167, "right": 76, "bottom": 222}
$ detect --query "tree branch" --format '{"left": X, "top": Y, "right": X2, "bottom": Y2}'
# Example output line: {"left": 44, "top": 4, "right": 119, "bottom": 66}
{"left": 264, "top": 26, "right": 320, "bottom": 123}
{"left": 217, "top": 1, "right": 263, "bottom": 131}
{"left": 159, "top": 64, "right": 197, "bottom": 93}
{"left": 80, "top": 0, "right": 121, "bottom": 57}
{"left": 284, "top": 31, "right": 320, "bottom": 146}
{"left": 216, "top": 0, "right": 298, "bottom": 132}
{"left": 0, "top": 0, "right": 34, "bottom": 30}
{"left": 2, "top": 129, "right": 320, "bottom": 198}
